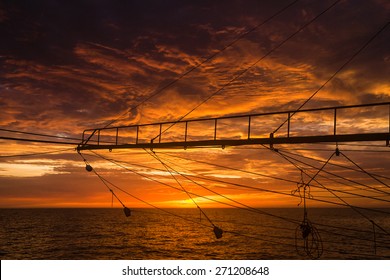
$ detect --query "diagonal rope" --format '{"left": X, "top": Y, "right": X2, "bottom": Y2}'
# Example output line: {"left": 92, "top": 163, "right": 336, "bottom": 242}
{"left": 77, "top": 151, "right": 218, "bottom": 230}
{"left": 277, "top": 150, "right": 390, "bottom": 196}
{"left": 86, "top": 149, "right": 390, "bottom": 241}
{"left": 100, "top": 151, "right": 387, "bottom": 254}
{"left": 96, "top": 0, "right": 301, "bottom": 130}
{"left": 155, "top": 155, "right": 390, "bottom": 215}
{"left": 151, "top": 152, "right": 301, "bottom": 225}
{"left": 270, "top": 147, "right": 390, "bottom": 236}
{"left": 339, "top": 151, "right": 390, "bottom": 190}
{"left": 77, "top": 151, "right": 129, "bottom": 212}
{"left": 278, "top": 148, "right": 390, "bottom": 182}
{"left": 144, "top": 148, "right": 216, "bottom": 227}
{"left": 0, "top": 147, "right": 74, "bottom": 158}
{"left": 273, "top": 20, "right": 390, "bottom": 134}
{"left": 157, "top": 150, "right": 390, "bottom": 201}
{"left": 152, "top": 0, "right": 342, "bottom": 142}
{"left": 0, "top": 128, "right": 81, "bottom": 141}
{"left": 88, "top": 150, "right": 301, "bottom": 225}
{"left": 0, "top": 136, "right": 79, "bottom": 145}
{"left": 157, "top": 151, "right": 301, "bottom": 185}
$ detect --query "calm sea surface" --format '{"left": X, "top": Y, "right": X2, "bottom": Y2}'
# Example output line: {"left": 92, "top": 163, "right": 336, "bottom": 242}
{"left": 1, "top": 208, "right": 389, "bottom": 260}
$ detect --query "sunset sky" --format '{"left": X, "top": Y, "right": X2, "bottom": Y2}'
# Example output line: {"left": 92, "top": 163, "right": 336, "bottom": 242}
{"left": 0, "top": 0, "right": 389, "bottom": 209}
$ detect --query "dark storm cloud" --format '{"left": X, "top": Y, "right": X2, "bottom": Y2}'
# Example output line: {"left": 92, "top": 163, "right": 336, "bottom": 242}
{"left": 0, "top": 0, "right": 277, "bottom": 62}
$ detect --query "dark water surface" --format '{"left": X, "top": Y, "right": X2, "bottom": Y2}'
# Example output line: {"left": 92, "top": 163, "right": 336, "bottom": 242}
{"left": 1, "top": 208, "right": 389, "bottom": 259}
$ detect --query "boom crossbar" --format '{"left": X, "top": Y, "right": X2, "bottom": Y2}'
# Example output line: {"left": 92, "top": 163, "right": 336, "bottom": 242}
{"left": 78, "top": 102, "right": 390, "bottom": 151}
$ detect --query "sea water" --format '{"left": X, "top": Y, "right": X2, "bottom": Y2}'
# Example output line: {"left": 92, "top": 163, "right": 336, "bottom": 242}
{"left": 0, "top": 208, "right": 389, "bottom": 260}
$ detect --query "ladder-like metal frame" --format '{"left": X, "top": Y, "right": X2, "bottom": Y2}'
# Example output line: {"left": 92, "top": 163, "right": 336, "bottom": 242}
{"left": 77, "top": 102, "right": 390, "bottom": 151}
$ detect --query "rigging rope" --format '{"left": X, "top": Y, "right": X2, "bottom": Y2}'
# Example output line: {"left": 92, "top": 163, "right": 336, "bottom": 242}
{"left": 88, "top": 150, "right": 309, "bottom": 228}
{"left": 78, "top": 152, "right": 224, "bottom": 235}
{"left": 156, "top": 151, "right": 299, "bottom": 185}
{"left": 0, "top": 147, "right": 75, "bottom": 158}
{"left": 88, "top": 0, "right": 301, "bottom": 131}
{"left": 158, "top": 150, "right": 390, "bottom": 202}
{"left": 0, "top": 128, "right": 81, "bottom": 141}
{"left": 77, "top": 151, "right": 131, "bottom": 217}
{"left": 339, "top": 151, "right": 390, "bottom": 189}
{"left": 273, "top": 20, "right": 390, "bottom": 134}
{"left": 277, "top": 150, "right": 390, "bottom": 196}
{"left": 270, "top": 146, "right": 390, "bottom": 237}
{"left": 144, "top": 149, "right": 223, "bottom": 238}
{"left": 282, "top": 152, "right": 330, "bottom": 259}
{"left": 278, "top": 148, "right": 390, "bottom": 182}
{"left": 146, "top": 152, "right": 304, "bottom": 226}
{"left": 0, "top": 136, "right": 78, "bottom": 145}
{"left": 152, "top": 151, "right": 390, "bottom": 215}
{"left": 278, "top": 154, "right": 390, "bottom": 202}
{"left": 82, "top": 150, "right": 390, "bottom": 256}
{"left": 145, "top": 149, "right": 390, "bottom": 236}
{"left": 152, "top": 0, "right": 342, "bottom": 142}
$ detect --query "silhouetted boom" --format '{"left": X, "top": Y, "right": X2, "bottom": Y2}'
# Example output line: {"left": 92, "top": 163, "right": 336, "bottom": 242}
{"left": 78, "top": 102, "right": 390, "bottom": 151}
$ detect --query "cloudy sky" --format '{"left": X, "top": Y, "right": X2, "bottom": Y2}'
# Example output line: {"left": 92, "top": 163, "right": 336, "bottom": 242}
{"left": 0, "top": 0, "right": 389, "bottom": 209}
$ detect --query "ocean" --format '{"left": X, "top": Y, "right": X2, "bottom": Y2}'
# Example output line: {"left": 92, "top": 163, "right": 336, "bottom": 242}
{"left": 0, "top": 208, "right": 389, "bottom": 260}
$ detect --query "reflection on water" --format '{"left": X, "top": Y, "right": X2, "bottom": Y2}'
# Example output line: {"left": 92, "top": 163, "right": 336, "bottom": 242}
{"left": 0, "top": 208, "right": 389, "bottom": 259}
